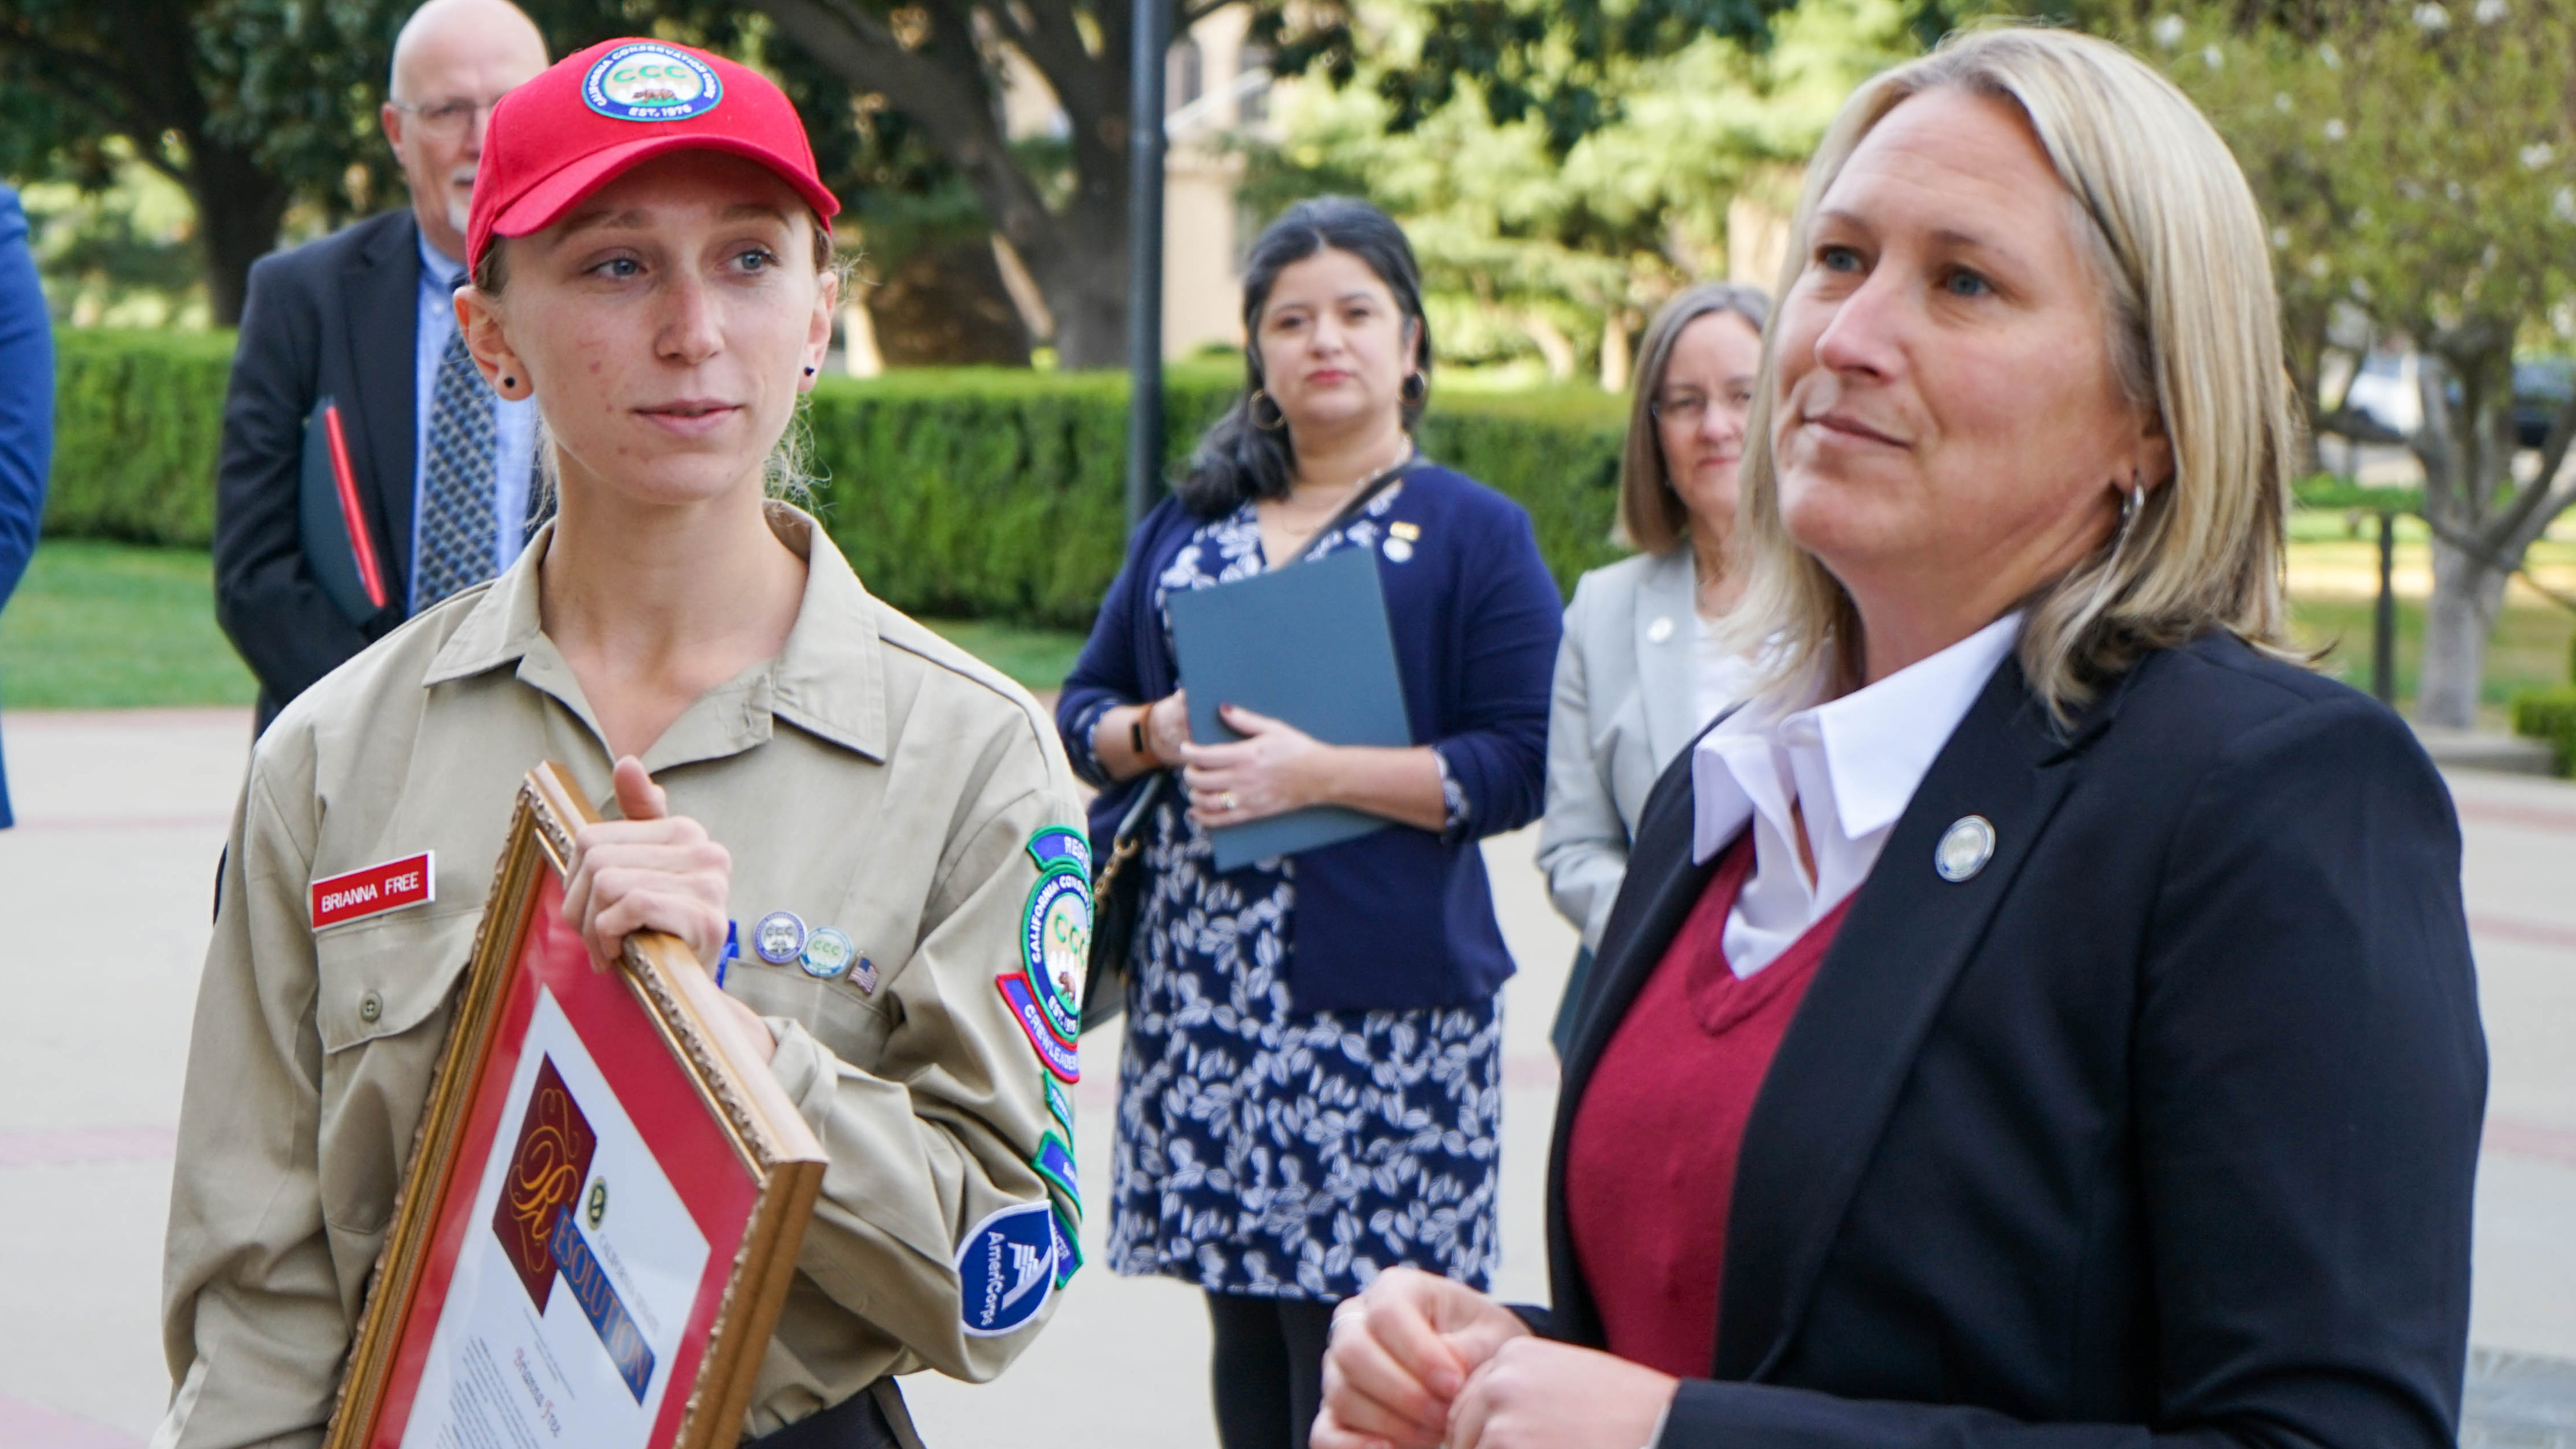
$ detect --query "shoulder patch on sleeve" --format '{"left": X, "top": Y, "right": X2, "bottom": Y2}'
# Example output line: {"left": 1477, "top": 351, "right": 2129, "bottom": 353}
{"left": 1052, "top": 1204, "right": 1082, "bottom": 1289}
{"left": 1025, "top": 825, "right": 1092, "bottom": 878}
{"left": 956, "top": 1201, "right": 1058, "bottom": 1337}
{"left": 1044, "top": 1074, "right": 1075, "bottom": 1137}
{"left": 1032, "top": 1130, "right": 1080, "bottom": 1214}
{"left": 997, "top": 975, "right": 1081, "bottom": 1082}
{"left": 1018, "top": 851, "right": 1091, "bottom": 1044}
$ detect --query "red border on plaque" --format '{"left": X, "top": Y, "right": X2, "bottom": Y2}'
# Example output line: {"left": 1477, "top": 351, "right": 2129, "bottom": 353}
{"left": 365, "top": 873, "right": 760, "bottom": 1446}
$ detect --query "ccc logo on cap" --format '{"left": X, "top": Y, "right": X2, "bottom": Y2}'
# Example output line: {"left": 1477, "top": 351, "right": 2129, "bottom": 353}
{"left": 583, "top": 42, "right": 723, "bottom": 123}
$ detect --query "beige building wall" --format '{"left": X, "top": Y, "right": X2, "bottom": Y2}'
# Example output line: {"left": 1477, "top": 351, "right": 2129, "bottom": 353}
{"left": 1726, "top": 167, "right": 1803, "bottom": 293}
{"left": 1159, "top": 7, "right": 1257, "bottom": 358}
{"left": 997, "top": 7, "right": 1269, "bottom": 360}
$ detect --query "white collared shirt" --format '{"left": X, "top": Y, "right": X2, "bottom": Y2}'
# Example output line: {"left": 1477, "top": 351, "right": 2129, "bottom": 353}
{"left": 1694, "top": 612, "right": 1765, "bottom": 732}
{"left": 1689, "top": 613, "right": 2022, "bottom": 978}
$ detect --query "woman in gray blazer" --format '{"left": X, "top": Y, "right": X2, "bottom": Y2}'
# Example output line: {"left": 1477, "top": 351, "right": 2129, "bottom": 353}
{"left": 1538, "top": 284, "right": 1767, "bottom": 1050}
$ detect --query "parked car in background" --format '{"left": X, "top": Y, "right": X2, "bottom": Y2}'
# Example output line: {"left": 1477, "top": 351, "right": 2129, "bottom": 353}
{"left": 2514, "top": 358, "right": 2574, "bottom": 449}
{"left": 2331, "top": 351, "right": 2574, "bottom": 450}
{"left": 2340, "top": 350, "right": 2421, "bottom": 440}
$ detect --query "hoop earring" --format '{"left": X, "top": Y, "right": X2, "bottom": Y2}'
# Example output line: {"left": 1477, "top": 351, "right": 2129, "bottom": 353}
{"left": 2086, "top": 475, "right": 2151, "bottom": 622}
{"left": 1248, "top": 389, "right": 1287, "bottom": 432}
{"left": 1400, "top": 370, "right": 1429, "bottom": 407}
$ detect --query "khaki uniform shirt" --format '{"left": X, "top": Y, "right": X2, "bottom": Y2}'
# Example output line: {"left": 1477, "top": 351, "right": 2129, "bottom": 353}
{"left": 156, "top": 508, "right": 1088, "bottom": 1448}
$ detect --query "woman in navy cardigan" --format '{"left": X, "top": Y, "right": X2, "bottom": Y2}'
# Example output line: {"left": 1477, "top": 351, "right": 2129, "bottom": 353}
{"left": 1056, "top": 198, "right": 1561, "bottom": 1449}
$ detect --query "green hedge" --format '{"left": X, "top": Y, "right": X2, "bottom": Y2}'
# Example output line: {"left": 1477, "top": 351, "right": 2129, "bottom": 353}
{"left": 2511, "top": 687, "right": 2576, "bottom": 776}
{"left": 42, "top": 332, "right": 1631, "bottom": 627}
{"left": 2291, "top": 474, "right": 2424, "bottom": 513}
{"left": 49, "top": 329, "right": 236, "bottom": 546}
{"left": 800, "top": 367, "right": 1628, "bottom": 627}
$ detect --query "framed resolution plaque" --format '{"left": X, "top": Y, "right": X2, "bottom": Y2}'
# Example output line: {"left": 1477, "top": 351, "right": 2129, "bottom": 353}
{"left": 326, "top": 764, "right": 826, "bottom": 1449}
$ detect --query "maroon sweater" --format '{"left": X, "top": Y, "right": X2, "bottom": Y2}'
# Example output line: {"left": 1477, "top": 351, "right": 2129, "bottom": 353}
{"left": 1563, "top": 834, "right": 1854, "bottom": 1378}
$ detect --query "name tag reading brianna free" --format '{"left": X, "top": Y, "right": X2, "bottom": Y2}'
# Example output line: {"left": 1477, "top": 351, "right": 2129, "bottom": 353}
{"left": 310, "top": 852, "right": 435, "bottom": 930}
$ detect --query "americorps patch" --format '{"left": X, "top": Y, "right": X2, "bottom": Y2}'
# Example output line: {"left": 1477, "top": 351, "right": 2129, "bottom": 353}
{"left": 955, "top": 1200, "right": 1057, "bottom": 1337}
{"left": 583, "top": 42, "right": 723, "bottom": 122}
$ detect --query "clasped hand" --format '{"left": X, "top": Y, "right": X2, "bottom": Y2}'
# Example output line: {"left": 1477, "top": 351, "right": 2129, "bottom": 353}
{"left": 1315, "top": 1267, "right": 1679, "bottom": 1449}
{"left": 562, "top": 756, "right": 778, "bottom": 1067}
{"left": 1182, "top": 702, "right": 1328, "bottom": 827}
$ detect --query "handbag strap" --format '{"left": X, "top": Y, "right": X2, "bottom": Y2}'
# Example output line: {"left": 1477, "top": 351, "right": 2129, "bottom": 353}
{"left": 1269, "top": 451, "right": 1422, "bottom": 572}
{"left": 1095, "top": 771, "right": 1169, "bottom": 891}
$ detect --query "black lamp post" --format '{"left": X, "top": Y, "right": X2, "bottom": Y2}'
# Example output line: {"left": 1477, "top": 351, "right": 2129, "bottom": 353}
{"left": 2372, "top": 508, "right": 2398, "bottom": 704}
{"left": 1124, "top": 0, "right": 1170, "bottom": 535}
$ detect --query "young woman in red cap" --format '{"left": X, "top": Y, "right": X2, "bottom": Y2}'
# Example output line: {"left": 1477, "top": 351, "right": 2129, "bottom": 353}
{"left": 158, "top": 39, "right": 1087, "bottom": 1449}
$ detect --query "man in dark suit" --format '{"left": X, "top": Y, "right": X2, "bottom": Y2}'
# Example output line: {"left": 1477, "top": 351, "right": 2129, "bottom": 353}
{"left": 213, "top": 0, "right": 548, "bottom": 729}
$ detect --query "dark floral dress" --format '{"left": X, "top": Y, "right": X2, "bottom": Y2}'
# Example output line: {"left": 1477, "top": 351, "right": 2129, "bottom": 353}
{"left": 1062, "top": 486, "right": 1504, "bottom": 1301}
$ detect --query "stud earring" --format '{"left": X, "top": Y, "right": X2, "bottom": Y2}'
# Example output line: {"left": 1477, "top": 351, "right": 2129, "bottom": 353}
{"left": 501, "top": 376, "right": 516, "bottom": 388}
{"left": 804, "top": 366, "right": 817, "bottom": 376}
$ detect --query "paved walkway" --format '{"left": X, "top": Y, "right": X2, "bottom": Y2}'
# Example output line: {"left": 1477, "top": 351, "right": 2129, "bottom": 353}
{"left": 1, "top": 708, "right": 2571, "bottom": 1447}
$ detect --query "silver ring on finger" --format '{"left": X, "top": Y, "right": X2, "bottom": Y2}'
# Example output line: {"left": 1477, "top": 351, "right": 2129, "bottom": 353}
{"left": 1221, "top": 791, "right": 1239, "bottom": 812}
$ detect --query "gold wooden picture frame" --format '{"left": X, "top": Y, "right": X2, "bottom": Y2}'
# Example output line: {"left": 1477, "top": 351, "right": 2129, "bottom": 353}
{"left": 326, "top": 763, "right": 826, "bottom": 1449}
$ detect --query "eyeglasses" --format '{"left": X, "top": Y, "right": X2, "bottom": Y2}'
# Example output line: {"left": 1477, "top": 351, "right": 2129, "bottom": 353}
{"left": 1650, "top": 393, "right": 1711, "bottom": 426}
{"left": 389, "top": 93, "right": 512, "bottom": 139}
{"left": 1649, "top": 391, "right": 1752, "bottom": 427}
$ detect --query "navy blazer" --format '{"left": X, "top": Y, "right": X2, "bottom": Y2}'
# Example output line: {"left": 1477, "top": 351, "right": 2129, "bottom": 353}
{"left": 1057, "top": 464, "right": 1563, "bottom": 1012}
{"left": 0, "top": 184, "right": 53, "bottom": 829}
{"left": 214, "top": 210, "right": 422, "bottom": 726}
{"left": 1540, "top": 633, "right": 2486, "bottom": 1449}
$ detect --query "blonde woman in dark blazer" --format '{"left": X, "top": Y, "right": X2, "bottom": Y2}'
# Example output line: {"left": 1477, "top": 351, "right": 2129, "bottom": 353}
{"left": 1536, "top": 285, "right": 1766, "bottom": 1049}
{"left": 1319, "top": 29, "right": 2480, "bottom": 1449}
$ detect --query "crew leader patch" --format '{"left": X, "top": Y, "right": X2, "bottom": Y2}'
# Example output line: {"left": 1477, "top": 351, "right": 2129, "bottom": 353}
{"left": 955, "top": 1201, "right": 1057, "bottom": 1337}
{"left": 997, "top": 975, "right": 1080, "bottom": 1083}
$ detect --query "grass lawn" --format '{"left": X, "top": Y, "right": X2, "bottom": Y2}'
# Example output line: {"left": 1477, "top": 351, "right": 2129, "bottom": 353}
{"left": 0, "top": 540, "right": 257, "bottom": 709}
{"left": 2289, "top": 596, "right": 2574, "bottom": 712}
{"left": 917, "top": 616, "right": 1085, "bottom": 697}
{"left": 0, "top": 539, "right": 1089, "bottom": 710}
{"left": 7, "top": 533, "right": 2572, "bottom": 715}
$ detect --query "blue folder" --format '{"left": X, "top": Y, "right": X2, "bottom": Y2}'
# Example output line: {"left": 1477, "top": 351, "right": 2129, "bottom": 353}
{"left": 1166, "top": 545, "right": 1413, "bottom": 871}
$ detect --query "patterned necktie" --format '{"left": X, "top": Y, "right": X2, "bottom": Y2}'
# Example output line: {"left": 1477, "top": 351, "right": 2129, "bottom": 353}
{"left": 414, "top": 323, "right": 499, "bottom": 608}
{"left": 520, "top": 449, "right": 555, "bottom": 544}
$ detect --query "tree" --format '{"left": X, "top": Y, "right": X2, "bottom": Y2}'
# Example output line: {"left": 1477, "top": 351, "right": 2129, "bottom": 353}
{"left": 722, "top": 0, "right": 1820, "bottom": 367}
{"left": 0, "top": 0, "right": 407, "bottom": 325}
{"left": 1235, "top": 0, "right": 1908, "bottom": 382}
{"left": 813, "top": 103, "right": 1037, "bottom": 364}
{"left": 0, "top": 0, "right": 1018, "bottom": 345}
{"left": 2122, "top": 1, "right": 2576, "bottom": 726}
{"left": 736, "top": 0, "right": 1143, "bottom": 367}
{"left": 2, "top": 0, "right": 1821, "bottom": 358}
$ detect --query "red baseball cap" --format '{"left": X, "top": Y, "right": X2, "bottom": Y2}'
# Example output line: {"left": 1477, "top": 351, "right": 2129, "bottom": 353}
{"left": 467, "top": 37, "right": 840, "bottom": 274}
